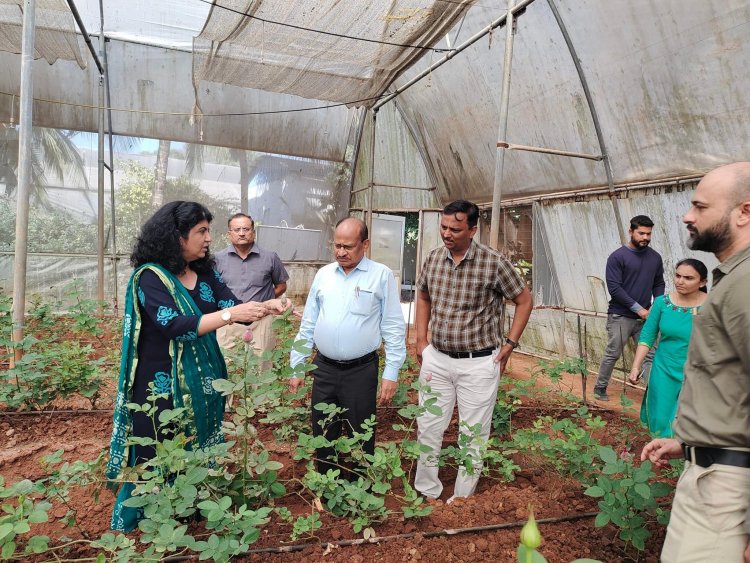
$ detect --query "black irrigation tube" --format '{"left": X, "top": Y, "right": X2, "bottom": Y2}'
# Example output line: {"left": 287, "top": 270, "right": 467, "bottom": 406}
{"left": 0, "top": 409, "right": 114, "bottom": 416}
{"left": 162, "top": 511, "right": 600, "bottom": 560}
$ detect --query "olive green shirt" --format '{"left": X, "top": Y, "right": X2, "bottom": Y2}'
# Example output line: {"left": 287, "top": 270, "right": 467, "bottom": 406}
{"left": 674, "top": 242, "right": 750, "bottom": 448}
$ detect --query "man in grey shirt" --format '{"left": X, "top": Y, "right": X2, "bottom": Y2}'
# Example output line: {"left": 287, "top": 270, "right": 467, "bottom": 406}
{"left": 641, "top": 162, "right": 750, "bottom": 562}
{"left": 214, "top": 213, "right": 290, "bottom": 355}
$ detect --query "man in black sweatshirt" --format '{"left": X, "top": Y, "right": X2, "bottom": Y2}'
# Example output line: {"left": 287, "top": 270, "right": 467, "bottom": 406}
{"left": 593, "top": 215, "right": 665, "bottom": 401}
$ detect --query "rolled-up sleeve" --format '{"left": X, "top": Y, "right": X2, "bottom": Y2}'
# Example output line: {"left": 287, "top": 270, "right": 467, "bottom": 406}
{"left": 290, "top": 275, "right": 320, "bottom": 369}
{"left": 379, "top": 270, "right": 406, "bottom": 381}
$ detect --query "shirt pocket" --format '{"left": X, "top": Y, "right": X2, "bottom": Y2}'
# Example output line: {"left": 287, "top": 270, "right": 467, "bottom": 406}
{"left": 689, "top": 315, "right": 721, "bottom": 368}
{"left": 350, "top": 289, "right": 375, "bottom": 316}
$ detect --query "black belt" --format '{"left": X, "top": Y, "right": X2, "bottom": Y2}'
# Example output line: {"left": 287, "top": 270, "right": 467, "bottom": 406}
{"left": 435, "top": 347, "right": 495, "bottom": 359}
{"left": 315, "top": 351, "right": 378, "bottom": 368}
{"left": 682, "top": 444, "right": 750, "bottom": 468}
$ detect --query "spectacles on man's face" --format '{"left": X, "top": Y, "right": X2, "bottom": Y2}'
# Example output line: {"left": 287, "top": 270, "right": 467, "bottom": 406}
{"left": 230, "top": 227, "right": 254, "bottom": 234}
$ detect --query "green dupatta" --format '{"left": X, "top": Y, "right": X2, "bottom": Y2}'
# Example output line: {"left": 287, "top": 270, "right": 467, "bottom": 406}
{"left": 106, "top": 263, "right": 227, "bottom": 531}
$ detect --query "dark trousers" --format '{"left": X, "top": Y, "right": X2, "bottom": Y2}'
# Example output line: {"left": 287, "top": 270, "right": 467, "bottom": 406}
{"left": 311, "top": 353, "right": 379, "bottom": 479}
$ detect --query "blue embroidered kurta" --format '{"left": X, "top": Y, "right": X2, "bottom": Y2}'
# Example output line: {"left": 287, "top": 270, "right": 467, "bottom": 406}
{"left": 107, "top": 265, "right": 237, "bottom": 532}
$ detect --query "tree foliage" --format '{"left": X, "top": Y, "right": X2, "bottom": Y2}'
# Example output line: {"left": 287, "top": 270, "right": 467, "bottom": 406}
{"left": 114, "top": 160, "right": 237, "bottom": 253}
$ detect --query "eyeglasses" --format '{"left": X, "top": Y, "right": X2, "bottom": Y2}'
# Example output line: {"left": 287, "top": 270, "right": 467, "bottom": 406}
{"left": 230, "top": 227, "right": 254, "bottom": 234}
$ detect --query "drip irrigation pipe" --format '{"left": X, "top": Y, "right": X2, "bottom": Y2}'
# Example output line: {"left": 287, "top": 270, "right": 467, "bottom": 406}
{"left": 162, "top": 511, "right": 599, "bottom": 560}
{"left": 0, "top": 409, "right": 113, "bottom": 416}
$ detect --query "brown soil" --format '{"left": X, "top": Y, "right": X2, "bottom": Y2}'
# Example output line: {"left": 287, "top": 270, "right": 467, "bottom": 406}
{"left": 1, "top": 334, "right": 663, "bottom": 562}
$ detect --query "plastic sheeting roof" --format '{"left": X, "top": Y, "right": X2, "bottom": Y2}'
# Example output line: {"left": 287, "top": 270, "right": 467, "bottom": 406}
{"left": 0, "top": 0, "right": 749, "bottom": 202}
{"left": 0, "top": 0, "right": 85, "bottom": 67}
{"left": 395, "top": 0, "right": 750, "bottom": 201}
{"left": 192, "top": 0, "right": 472, "bottom": 107}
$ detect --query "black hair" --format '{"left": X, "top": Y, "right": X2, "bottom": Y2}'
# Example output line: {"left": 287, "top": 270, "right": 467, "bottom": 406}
{"left": 443, "top": 200, "right": 480, "bottom": 228}
{"left": 630, "top": 215, "right": 654, "bottom": 230}
{"left": 131, "top": 201, "right": 215, "bottom": 275}
{"left": 227, "top": 212, "right": 254, "bottom": 229}
{"left": 335, "top": 217, "right": 368, "bottom": 242}
{"left": 676, "top": 258, "right": 709, "bottom": 293}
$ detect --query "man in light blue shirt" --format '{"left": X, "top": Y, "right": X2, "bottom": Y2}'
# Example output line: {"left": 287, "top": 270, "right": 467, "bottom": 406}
{"left": 289, "top": 217, "right": 406, "bottom": 478}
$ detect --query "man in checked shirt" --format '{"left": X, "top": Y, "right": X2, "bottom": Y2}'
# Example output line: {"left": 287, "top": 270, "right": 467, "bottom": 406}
{"left": 414, "top": 200, "right": 533, "bottom": 502}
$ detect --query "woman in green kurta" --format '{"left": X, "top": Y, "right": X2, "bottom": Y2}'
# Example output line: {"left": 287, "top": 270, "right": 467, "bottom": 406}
{"left": 628, "top": 259, "right": 708, "bottom": 437}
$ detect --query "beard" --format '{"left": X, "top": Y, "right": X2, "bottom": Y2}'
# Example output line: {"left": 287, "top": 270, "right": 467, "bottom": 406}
{"left": 630, "top": 236, "right": 650, "bottom": 248}
{"left": 686, "top": 220, "right": 732, "bottom": 253}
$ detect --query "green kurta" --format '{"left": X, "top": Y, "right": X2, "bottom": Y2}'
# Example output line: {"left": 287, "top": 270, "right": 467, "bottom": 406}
{"left": 638, "top": 293, "right": 700, "bottom": 437}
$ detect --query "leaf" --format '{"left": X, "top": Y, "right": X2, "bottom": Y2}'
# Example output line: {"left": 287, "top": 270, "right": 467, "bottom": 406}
{"left": 11, "top": 480, "right": 34, "bottom": 495}
{"left": 634, "top": 483, "right": 651, "bottom": 499}
{"left": 1, "top": 541, "right": 16, "bottom": 560}
{"left": 25, "top": 535, "right": 49, "bottom": 554}
{"left": 594, "top": 512, "right": 610, "bottom": 527}
{"left": 599, "top": 446, "right": 618, "bottom": 464}
{"left": 0, "top": 523, "right": 14, "bottom": 542}
{"left": 517, "top": 544, "right": 548, "bottom": 563}
{"left": 185, "top": 467, "right": 209, "bottom": 485}
{"left": 584, "top": 486, "right": 605, "bottom": 498}
{"left": 651, "top": 482, "right": 673, "bottom": 497}
{"left": 211, "top": 379, "right": 236, "bottom": 395}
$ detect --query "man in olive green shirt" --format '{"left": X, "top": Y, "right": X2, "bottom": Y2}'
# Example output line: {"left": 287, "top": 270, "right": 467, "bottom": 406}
{"left": 642, "top": 162, "right": 750, "bottom": 563}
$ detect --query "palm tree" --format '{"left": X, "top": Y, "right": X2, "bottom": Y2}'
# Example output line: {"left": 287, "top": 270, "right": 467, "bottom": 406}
{"left": 184, "top": 142, "right": 261, "bottom": 213}
{"left": 0, "top": 124, "right": 88, "bottom": 206}
{"left": 151, "top": 139, "right": 170, "bottom": 208}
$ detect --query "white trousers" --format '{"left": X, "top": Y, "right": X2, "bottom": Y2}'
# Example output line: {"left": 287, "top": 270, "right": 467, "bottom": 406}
{"left": 662, "top": 461, "right": 750, "bottom": 562}
{"left": 414, "top": 344, "right": 500, "bottom": 499}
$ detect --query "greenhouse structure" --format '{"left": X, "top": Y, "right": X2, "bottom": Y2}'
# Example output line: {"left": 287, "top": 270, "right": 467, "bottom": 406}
{"left": 0, "top": 0, "right": 747, "bottom": 368}
{"left": 1, "top": 0, "right": 750, "bottom": 560}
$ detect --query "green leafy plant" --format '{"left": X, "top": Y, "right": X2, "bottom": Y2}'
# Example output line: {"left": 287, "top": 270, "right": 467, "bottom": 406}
{"left": 0, "top": 477, "right": 52, "bottom": 560}
{"left": 65, "top": 280, "right": 108, "bottom": 337}
{"left": 510, "top": 409, "right": 605, "bottom": 483}
{"left": 585, "top": 446, "right": 673, "bottom": 552}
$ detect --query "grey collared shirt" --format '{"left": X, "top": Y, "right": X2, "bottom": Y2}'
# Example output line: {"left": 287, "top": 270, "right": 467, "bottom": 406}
{"left": 674, "top": 242, "right": 750, "bottom": 449}
{"left": 214, "top": 244, "right": 289, "bottom": 303}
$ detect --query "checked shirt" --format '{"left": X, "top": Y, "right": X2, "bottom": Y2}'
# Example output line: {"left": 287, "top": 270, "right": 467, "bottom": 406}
{"left": 417, "top": 240, "right": 525, "bottom": 352}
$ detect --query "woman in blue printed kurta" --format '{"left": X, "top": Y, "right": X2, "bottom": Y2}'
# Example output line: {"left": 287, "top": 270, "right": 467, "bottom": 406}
{"left": 106, "top": 201, "right": 287, "bottom": 532}
{"left": 628, "top": 259, "right": 708, "bottom": 437}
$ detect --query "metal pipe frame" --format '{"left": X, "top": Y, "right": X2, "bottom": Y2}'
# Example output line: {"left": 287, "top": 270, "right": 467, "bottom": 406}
{"left": 489, "top": 0, "right": 517, "bottom": 250}
{"left": 497, "top": 141, "right": 602, "bottom": 161}
{"left": 366, "top": 110, "right": 376, "bottom": 256}
{"left": 346, "top": 107, "right": 368, "bottom": 211}
{"left": 96, "top": 74, "right": 105, "bottom": 301}
{"left": 545, "top": 0, "right": 626, "bottom": 243}
{"left": 65, "top": 0, "right": 104, "bottom": 74}
{"left": 478, "top": 173, "right": 703, "bottom": 208}
{"left": 372, "top": 0, "right": 537, "bottom": 111}
{"left": 349, "top": 207, "right": 442, "bottom": 213}
{"left": 351, "top": 183, "right": 435, "bottom": 195}
{"left": 11, "top": 0, "right": 36, "bottom": 359}
{"left": 101, "top": 5, "right": 119, "bottom": 311}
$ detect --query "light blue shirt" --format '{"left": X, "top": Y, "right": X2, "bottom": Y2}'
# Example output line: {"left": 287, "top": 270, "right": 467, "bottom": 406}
{"left": 290, "top": 256, "right": 406, "bottom": 381}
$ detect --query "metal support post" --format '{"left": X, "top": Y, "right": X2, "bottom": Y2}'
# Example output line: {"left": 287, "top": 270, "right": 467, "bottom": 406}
{"left": 489, "top": 0, "right": 517, "bottom": 250}
{"left": 11, "top": 0, "right": 36, "bottom": 360}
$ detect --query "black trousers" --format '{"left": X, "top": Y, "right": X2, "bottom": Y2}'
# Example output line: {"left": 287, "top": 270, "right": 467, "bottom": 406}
{"left": 310, "top": 353, "right": 379, "bottom": 479}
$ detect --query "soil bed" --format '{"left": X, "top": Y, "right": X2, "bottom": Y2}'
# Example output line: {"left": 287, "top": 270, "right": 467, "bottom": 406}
{"left": 0, "top": 347, "right": 668, "bottom": 563}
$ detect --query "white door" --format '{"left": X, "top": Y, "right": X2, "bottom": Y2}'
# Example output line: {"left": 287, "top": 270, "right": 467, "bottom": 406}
{"left": 371, "top": 213, "right": 405, "bottom": 288}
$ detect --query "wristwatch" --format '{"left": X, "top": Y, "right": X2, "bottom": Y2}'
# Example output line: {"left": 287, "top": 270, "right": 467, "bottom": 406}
{"left": 504, "top": 337, "right": 519, "bottom": 350}
{"left": 221, "top": 310, "right": 233, "bottom": 325}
